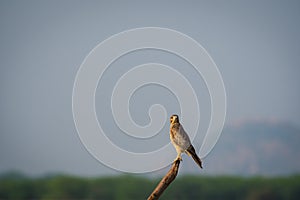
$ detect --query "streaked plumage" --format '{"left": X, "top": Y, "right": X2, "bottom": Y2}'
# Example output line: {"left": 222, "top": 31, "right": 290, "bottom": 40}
{"left": 170, "top": 114, "right": 202, "bottom": 168}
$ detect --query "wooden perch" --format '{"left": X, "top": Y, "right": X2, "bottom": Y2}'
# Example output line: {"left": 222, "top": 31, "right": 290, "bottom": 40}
{"left": 147, "top": 159, "right": 181, "bottom": 200}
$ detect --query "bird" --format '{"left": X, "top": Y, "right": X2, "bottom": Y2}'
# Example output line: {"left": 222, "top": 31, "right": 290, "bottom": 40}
{"left": 170, "top": 114, "right": 203, "bottom": 168}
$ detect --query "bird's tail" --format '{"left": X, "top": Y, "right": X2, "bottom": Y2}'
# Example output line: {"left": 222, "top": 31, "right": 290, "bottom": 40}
{"left": 186, "top": 145, "right": 203, "bottom": 169}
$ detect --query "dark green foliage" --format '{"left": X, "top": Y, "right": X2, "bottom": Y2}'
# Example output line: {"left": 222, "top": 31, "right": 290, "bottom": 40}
{"left": 0, "top": 173, "right": 299, "bottom": 199}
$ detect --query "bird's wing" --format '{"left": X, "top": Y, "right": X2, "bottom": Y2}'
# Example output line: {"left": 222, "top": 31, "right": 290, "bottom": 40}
{"left": 186, "top": 145, "right": 203, "bottom": 169}
{"left": 170, "top": 125, "right": 191, "bottom": 150}
{"left": 178, "top": 126, "right": 192, "bottom": 149}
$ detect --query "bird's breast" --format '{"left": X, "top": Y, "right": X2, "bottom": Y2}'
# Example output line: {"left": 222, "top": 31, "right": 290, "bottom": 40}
{"left": 170, "top": 124, "right": 180, "bottom": 139}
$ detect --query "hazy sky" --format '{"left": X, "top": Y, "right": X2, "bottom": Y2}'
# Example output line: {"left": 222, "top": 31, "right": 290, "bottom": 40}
{"left": 0, "top": 0, "right": 300, "bottom": 176}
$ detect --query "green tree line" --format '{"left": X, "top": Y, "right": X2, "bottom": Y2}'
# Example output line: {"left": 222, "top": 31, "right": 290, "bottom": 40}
{"left": 0, "top": 173, "right": 299, "bottom": 199}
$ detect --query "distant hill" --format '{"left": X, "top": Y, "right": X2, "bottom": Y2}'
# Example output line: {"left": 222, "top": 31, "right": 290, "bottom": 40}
{"left": 0, "top": 174, "right": 299, "bottom": 199}
{"left": 180, "top": 120, "right": 300, "bottom": 176}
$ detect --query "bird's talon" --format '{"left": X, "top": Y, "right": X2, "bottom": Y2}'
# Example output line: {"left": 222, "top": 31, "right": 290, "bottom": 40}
{"left": 174, "top": 157, "right": 182, "bottom": 162}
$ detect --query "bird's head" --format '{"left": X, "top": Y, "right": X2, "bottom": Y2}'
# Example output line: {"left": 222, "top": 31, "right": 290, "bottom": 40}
{"left": 170, "top": 114, "right": 179, "bottom": 124}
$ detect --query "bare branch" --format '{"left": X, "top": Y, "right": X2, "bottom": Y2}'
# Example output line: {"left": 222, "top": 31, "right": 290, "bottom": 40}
{"left": 147, "top": 159, "right": 181, "bottom": 200}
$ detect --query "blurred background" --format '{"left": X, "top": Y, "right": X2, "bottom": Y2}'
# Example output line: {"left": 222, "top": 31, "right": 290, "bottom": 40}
{"left": 0, "top": 0, "right": 299, "bottom": 199}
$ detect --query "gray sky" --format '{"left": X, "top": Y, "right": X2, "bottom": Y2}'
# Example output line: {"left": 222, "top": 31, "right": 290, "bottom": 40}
{"left": 0, "top": 0, "right": 300, "bottom": 176}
